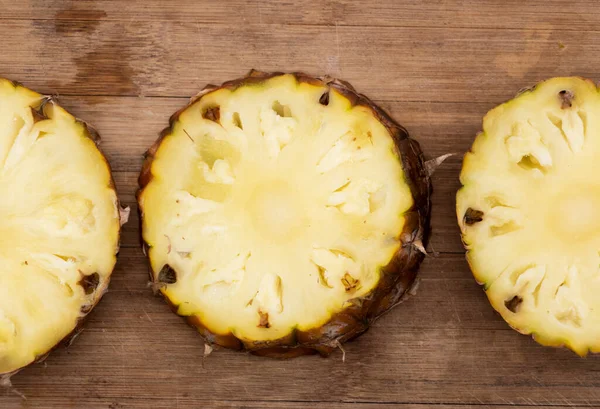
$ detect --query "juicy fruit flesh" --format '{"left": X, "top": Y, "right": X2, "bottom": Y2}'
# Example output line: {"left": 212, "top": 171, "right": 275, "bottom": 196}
{"left": 0, "top": 80, "right": 119, "bottom": 374}
{"left": 140, "top": 75, "right": 414, "bottom": 341}
{"left": 457, "top": 77, "right": 600, "bottom": 354}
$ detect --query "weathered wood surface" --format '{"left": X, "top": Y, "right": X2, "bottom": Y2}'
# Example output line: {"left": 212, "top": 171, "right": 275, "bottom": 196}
{"left": 3, "top": 1, "right": 600, "bottom": 408}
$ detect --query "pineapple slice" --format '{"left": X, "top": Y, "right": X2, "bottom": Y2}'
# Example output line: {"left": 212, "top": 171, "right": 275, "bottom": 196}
{"left": 139, "top": 71, "right": 430, "bottom": 357}
{"left": 457, "top": 77, "right": 600, "bottom": 355}
{"left": 0, "top": 80, "right": 122, "bottom": 376}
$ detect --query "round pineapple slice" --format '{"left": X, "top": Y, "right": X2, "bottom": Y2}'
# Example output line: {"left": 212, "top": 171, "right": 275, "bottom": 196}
{"left": 139, "top": 71, "right": 430, "bottom": 357}
{"left": 0, "top": 80, "right": 122, "bottom": 376}
{"left": 457, "top": 77, "right": 600, "bottom": 355}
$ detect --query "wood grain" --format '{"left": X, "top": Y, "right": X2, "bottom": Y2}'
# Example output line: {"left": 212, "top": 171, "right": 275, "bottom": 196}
{"left": 3, "top": 1, "right": 600, "bottom": 408}
{"left": 2, "top": 0, "right": 598, "bottom": 31}
{"left": 0, "top": 18, "right": 593, "bottom": 102}
{"left": 0, "top": 399, "right": 575, "bottom": 409}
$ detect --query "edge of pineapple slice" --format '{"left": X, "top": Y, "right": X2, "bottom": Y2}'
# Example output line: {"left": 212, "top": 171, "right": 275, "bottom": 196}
{"left": 138, "top": 70, "right": 431, "bottom": 358}
{"left": 0, "top": 79, "right": 125, "bottom": 378}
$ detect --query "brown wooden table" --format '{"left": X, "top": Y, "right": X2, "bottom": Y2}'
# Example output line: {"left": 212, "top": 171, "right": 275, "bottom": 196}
{"left": 2, "top": 1, "right": 600, "bottom": 408}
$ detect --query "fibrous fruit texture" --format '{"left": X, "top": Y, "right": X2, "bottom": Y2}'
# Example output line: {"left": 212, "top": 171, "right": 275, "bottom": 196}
{"left": 457, "top": 77, "right": 600, "bottom": 355}
{"left": 0, "top": 79, "right": 121, "bottom": 375}
{"left": 139, "top": 71, "right": 430, "bottom": 357}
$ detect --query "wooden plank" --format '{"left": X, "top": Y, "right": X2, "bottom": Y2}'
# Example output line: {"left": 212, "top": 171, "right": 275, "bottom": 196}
{"left": 0, "top": 19, "right": 594, "bottom": 102}
{"left": 430, "top": 163, "right": 464, "bottom": 254}
{"left": 1, "top": 0, "right": 598, "bottom": 32}
{"left": 3, "top": 2, "right": 600, "bottom": 407}
{"left": 0, "top": 396, "right": 569, "bottom": 409}
{"left": 6, "top": 248, "right": 600, "bottom": 408}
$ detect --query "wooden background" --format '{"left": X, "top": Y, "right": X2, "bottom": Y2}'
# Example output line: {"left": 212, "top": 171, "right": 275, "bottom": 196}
{"left": 2, "top": 1, "right": 600, "bottom": 408}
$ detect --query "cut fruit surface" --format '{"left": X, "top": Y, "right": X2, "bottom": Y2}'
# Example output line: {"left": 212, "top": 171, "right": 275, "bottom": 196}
{"left": 457, "top": 77, "right": 600, "bottom": 355}
{"left": 139, "top": 71, "right": 430, "bottom": 356}
{"left": 0, "top": 79, "right": 121, "bottom": 375}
